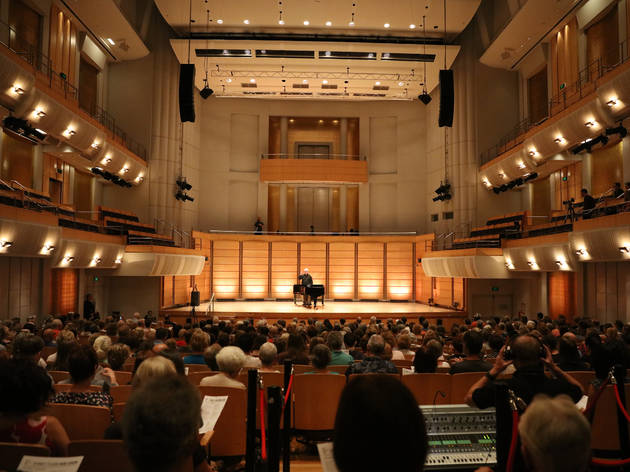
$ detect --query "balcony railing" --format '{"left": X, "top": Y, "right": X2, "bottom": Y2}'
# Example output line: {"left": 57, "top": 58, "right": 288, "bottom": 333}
{"left": 480, "top": 36, "right": 630, "bottom": 165}
{"left": 262, "top": 153, "right": 366, "bottom": 160}
{"left": 0, "top": 20, "right": 146, "bottom": 160}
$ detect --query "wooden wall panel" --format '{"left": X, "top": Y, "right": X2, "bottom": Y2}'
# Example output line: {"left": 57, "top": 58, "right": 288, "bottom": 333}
{"left": 50, "top": 268, "right": 77, "bottom": 315}
{"left": 587, "top": 5, "right": 619, "bottom": 70}
{"left": 212, "top": 240, "right": 240, "bottom": 299}
{"left": 260, "top": 159, "right": 368, "bottom": 183}
{"left": 551, "top": 18, "right": 579, "bottom": 99}
{"left": 592, "top": 142, "right": 623, "bottom": 196}
{"left": 162, "top": 276, "right": 174, "bottom": 308}
{"left": 267, "top": 185, "right": 280, "bottom": 232}
{"left": 346, "top": 186, "right": 359, "bottom": 231}
{"left": 0, "top": 257, "right": 41, "bottom": 321}
{"left": 329, "top": 242, "right": 355, "bottom": 299}
{"left": 553, "top": 162, "right": 582, "bottom": 210}
{"left": 287, "top": 118, "right": 341, "bottom": 156}
{"left": 49, "top": 5, "right": 78, "bottom": 86}
{"left": 415, "top": 263, "right": 433, "bottom": 303}
{"left": 287, "top": 186, "right": 296, "bottom": 232}
{"left": 532, "top": 178, "right": 551, "bottom": 219}
{"left": 242, "top": 241, "right": 268, "bottom": 298}
{"left": 330, "top": 188, "right": 340, "bottom": 233}
{"left": 453, "top": 278, "right": 465, "bottom": 309}
{"left": 386, "top": 242, "right": 413, "bottom": 300}
{"left": 527, "top": 66, "right": 548, "bottom": 123}
{"left": 191, "top": 238, "right": 211, "bottom": 303}
{"left": 173, "top": 276, "right": 190, "bottom": 305}
{"left": 583, "top": 261, "right": 630, "bottom": 322}
{"left": 358, "top": 242, "right": 384, "bottom": 299}
{"left": 435, "top": 278, "right": 453, "bottom": 307}
{"left": 271, "top": 241, "right": 297, "bottom": 298}
{"left": 300, "top": 242, "right": 326, "bottom": 287}
{"left": 548, "top": 271, "right": 576, "bottom": 320}
{"left": 8, "top": 0, "right": 42, "bottom": 52}
{"left": 1, "top": 131, "right": 34, "bottom": 187}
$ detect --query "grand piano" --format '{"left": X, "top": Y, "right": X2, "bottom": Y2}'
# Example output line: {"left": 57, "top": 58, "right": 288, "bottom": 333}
{"left": 293, "top": 284, "right": 325, "bottom": 307}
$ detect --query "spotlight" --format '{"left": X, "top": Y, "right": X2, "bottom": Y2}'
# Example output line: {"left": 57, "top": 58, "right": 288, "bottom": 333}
{"left": 175, "top": 191, "right": 194, "bottom": 202}
{"left": 0, "top": 240, "right": 13, "bottom": 248}
{"left": 619, "top": 246, "right": 630, "bottom": 253}
{"left": 433, "top": 182, "right": 451, "bottom": 202}
{"left": 176, "top": 178, "right": 192, "bottom": 191}
{"left": 418, "top": 92, "right": 432, "bottom": 105}
{"left": 3, "top": 116, "right": 47, "bottom": 143}
{"left": 606, "top": 125, "right": 628, "bottom": 138}
{"left": 200, "top": 85, "right": 214, "bottom": 99}
{"left": 492, "top": 187, "right": 501, "bottom": 194}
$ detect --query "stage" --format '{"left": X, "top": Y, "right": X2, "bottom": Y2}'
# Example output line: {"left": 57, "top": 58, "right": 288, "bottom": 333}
{"left": 161, "top": 300, "right": 466, "bottom": 327}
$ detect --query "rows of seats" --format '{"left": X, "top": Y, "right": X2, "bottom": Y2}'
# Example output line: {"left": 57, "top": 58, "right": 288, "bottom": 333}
{"left": 452, "top": 234, "right": 502, "bottom": 249}
{"left": 98, "top": 206, "right": 140, "bottom": 223}
{"left": 469, "top": 221, "right": 520, "bottom": 238}
{"left": 524, "top": 221, "right": 573, "bottom": 238}
{"left": 486, "top": 211, "right": 528, "bottom": 227}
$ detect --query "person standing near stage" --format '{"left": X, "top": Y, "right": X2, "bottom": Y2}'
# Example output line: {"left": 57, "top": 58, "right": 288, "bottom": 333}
{"left": 254, "top": 217, "right": 264, "bottom": 234}
{"left": 298, "top": 268, "right": 313, "bottom": 307}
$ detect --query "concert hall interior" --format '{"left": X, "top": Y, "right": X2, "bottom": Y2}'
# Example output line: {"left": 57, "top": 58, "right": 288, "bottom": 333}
{"left": 2, "top": 0, "right": 630, "bottom": 471}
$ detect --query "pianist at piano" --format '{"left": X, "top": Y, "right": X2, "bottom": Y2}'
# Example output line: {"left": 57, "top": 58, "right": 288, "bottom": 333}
{"left": 298, "top": 268, "right": 313, "bottom": 307}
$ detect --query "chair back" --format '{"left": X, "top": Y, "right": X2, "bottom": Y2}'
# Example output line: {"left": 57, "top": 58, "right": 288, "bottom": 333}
{"left": 450, "top": 373, "right": 485, "bottom": 404}
{"left": 184, "top": 363, "right": 210, "bottom": 373}
{"left": 436, "top": 366, "right": 451, "bottom": 373}
{"left": 187, "top": 371, "right": 219, "bottom": 386}
{"left": 44, "top": 404, "right": 111, "bottom": 440}
{"left": 347, "top": 373, "right": 401, "bottom": 383}
{"left": 0, "top": 442, "right": 49, "bottom": 471}
{"left": 402, "top": 373, "right": 452, "bottom": 405}
{"left": 112, "top": 402, "right": 126, "bottom": 422}
{"left": 293, "top": 374, "right": 346, "bottom": 431}
{"left": 88, "top": 385, "right": 133, "bottom": 403}
{"left": 121, "top": 361, "right": 135, "bottom": 373}
{"left": 327, "top": 365, "right": 351, "bottom": 374}
{"left": 565, "top": 371, "right": 595, "bottom": 392}
{"left": 292, "top": 364, "right": 313, "bottom": 374}
{"left": 49, "top": 370, "right": 70, "bottom": 383}
{"left": 235, "top": 371, "right": 285, "bottom": 429}
{"left": 197, "top": 386, "right": 247, "bottom": 457}
{"left": 53, "top": 384, "right": 72, "bottom": 393}
{"left": 68, "top": 440, "right": 133, "bottom": 472}
{"left": 113, "top": 371, "right": 133, "bottom": 385}
{"left": 393, "top": 359, "right": 413, "bottom": 369}
{"left": 42, "top": 346, "right": 57, "bottom": 360}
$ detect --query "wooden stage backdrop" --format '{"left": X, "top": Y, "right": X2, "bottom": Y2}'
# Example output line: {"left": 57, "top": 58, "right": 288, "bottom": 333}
{"left": 160, "top": 232, "right": 466, "bottom": 312}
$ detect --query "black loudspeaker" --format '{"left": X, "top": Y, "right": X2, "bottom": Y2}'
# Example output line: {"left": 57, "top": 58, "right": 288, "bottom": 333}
{"left": 190, "top": 290, "right": 200, "bottom": 307}
{"left": 438, "top": 69, "right": 454, "bottom": 127}
{"left": 179, "top": 64, "right": 196, "bottom": 123}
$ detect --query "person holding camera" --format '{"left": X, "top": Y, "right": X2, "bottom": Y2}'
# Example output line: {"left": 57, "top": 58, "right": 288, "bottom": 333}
{"left": 464, "top": 335, "right": 583, "bottom": 408}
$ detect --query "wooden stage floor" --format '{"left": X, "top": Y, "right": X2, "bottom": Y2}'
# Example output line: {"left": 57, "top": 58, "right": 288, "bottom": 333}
{"left": 161, "top": 300, "right": 465, "bottom": 326}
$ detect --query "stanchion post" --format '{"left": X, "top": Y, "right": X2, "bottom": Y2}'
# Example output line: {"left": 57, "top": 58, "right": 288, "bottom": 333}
{"left": 613, "top": 365, "right": 630, "bottom": 457}
{"left": 283, "top": 360, "right": 292, "bottom": 472}
{"left": 246, "top": 369, "right": 258, "bottom": 472}
{"left": 267, "top": 386, "right": 282, "bottom": 472}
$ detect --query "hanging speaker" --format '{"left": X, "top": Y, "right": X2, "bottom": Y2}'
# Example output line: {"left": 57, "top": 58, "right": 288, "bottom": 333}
{"left": 438, "top": 69, "right": 454, "bottom": 127}
{"left": 179, "top": 64, "right": 196, "bottom": 123}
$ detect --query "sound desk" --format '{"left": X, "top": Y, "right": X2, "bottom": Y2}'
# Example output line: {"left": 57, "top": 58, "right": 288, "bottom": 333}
{"left": 420, "top": 404, "right": 497, "bottom": 470}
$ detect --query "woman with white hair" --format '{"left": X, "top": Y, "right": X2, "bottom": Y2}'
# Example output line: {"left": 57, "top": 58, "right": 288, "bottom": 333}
{"left": 200, "top": 346, "right": 247, "bottom": 389}
{"left": 258, "top": 342, "right": 280, "bottom": 372}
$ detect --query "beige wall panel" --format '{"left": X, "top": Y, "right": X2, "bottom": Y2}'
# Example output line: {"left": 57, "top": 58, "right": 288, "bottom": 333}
{"left": 271, "top": 241, "right": 298, "bottom": 298}
{"left": 329, "top": 242, "right": 355, "bottom": 299}
{"left": 230, "top": 114, "right": 259, "bottom": 172}
{"left": 369, "top": 116, "right": 397, "bottom": 174}
{"left": 228, "top": 181, "right": 259, "bottom": 231}
{"left": 358, "top": 242, "right": 384, "bottom": 299}
{"left": 242, "top": 241, "right": 269, "bottom": 298}
{"left": 386, "top": 242, "right": 413, "bottom": 300}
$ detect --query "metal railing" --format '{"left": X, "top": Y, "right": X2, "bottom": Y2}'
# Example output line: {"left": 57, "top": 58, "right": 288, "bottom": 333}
{"left": 154, "top": 218, "right": 193, "bottom": 248}
{"left": 207, "top": 229, "right": 415, "bottom": 236}
{"left": 480, "top": 36, "right": 630, "bottom": 165}
{"left": 261, "top": 153, "right": 365, "bottom": 161}
{"left": 0, "top": 20, "right": 146, "bottom": 160}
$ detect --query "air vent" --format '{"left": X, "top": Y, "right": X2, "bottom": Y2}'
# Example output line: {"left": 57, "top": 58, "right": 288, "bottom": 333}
{"left": 373, "top": 85, "right": 389, "bottom": 91}
{"left": 430, "top": 214, "right": 439, "bottom": 222}
{"left": 293, "top": 83, "right": 310, "bottom": 89}
{"left": 318, "top": 92, "right": 346, "bottom": 96}
{"left": 381, "top": 52, "right": 436, "bottom": 62}
{"left": 280, "top": 92, "right": 313, "bottom": 96}
{"left": 196, "top": 48, "right": 252, "bottom": 57}
{"left": 319, "top": 51, "right": 377, "bottom": 60}
{"left": 442, "top": 212, "right": 454, "bottom": 220}
{"left": 243, "top": 91, "right": 276, "bottom": 95}
{"left": 352, "top": 93, "right": 387, "bottom": 97}
{"left": 241, "top": 83, "right": 257, "bottom": 88}
{"left": 321, "top": 84, "right": 338, "bottom": 89}
{"left": 256, "top": 49, "right": 314, "bottom": 59}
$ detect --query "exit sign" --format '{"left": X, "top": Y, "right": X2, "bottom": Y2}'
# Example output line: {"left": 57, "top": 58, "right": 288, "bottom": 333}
{"left": 560, "top": 82, "right": 566, "bottom": 90}
{"left": 491, "top": 286, "right": 500, "bottom": 292}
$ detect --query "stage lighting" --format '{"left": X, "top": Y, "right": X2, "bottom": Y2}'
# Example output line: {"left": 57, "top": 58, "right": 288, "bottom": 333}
{"left": 176, "top": 178, "right": 192, "bottom": 191}
{"left": 418, "top": 92, "right": 432, "bottom": 105}
{"left": 200, "top": 85, "right": 214, "bottom": 99}
{"left": 492, "top": 187, "right": 500, "bottom": 194}
{"left": 606, "top": 125, "right": 628, "bottom": 138}
{"left": 433, "top": 182, "right": 451, "bottom": 202}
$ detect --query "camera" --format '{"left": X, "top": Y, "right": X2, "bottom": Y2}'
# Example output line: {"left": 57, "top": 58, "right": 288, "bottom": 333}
{"left": 562, "top": 198, "right": 575, "bottom": 205}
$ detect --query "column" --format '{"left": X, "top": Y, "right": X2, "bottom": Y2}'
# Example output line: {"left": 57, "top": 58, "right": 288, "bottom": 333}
{"left": 340, "top": 118, "right": 348, "bottom": 159}
{"left": 339, "top": 185, "right": 347, "bottom": 232}
{"left": 623, "top": 136, "right": 630, "bottom": 183}
{"left": 280, "top": 116, "right": 289, "bottom": 158}
{"left": 279, "top": 183, "right": 288, "bottom": 231}
{"left": 549, "top": 173, "right": 556, "bottom": 210}
{"left": 582, "top": 152, "right": 593, "bottom": 192}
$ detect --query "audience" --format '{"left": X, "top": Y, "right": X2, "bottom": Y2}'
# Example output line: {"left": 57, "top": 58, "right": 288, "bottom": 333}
{"left": 449, "top": 330, "right": 492, "bottom": 374}
{"left": 182, "top": 329, "right": 210, "bottom": 364}
{"left": 200, "top": 346, "right": 246, "bottom": 388}
{"left": 346, "top": 335, "right": 397, "bottom": 375}
{"left": 306, "top": 344, "right": 336, "bottom": 374}
{"left": 258, "top": 342, "right": 280, "bottom": 372}
{"left": 327, "top": 331, "right": 353, "bottom": 365}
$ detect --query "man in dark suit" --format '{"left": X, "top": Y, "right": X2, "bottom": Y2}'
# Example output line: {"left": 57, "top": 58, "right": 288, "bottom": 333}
{"left": 581, "top": 188, "right": 596, "bottom": 219}
{"left": 298, "top": 268, "right": 313, "bottom": 307}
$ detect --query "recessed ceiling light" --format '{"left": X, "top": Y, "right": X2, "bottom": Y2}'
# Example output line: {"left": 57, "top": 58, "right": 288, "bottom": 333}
{"left": 250, "top": 78, "right": 256, "bottom": 83}
{"left": 302, "top": 79, "right": 308, "bottom": 84}
{"left": 217, "top": 19, "right": 223, "bottom": 24}
{"left": 318, "top": 119, "right": 324, "bottom": 124}
{"left": 409, "top": 24, "right": 416, "bottom": 29}
{"left": 398, "top": 81, "right": 404, "bottom": 86}
{"left": 322, "top": 79, "right": 328, "bottom": 84}
{"left": 585, "top": 120, "right": 596, "bottom": 128}
{"left": 289, "top": 119, "right": 295, "bottom": 123}
{"left": 226, "top": 78, "right": 232, "bottom": 83}
{"left": 278, "top": 19, "right": 285, "bottom": 25}
{"left": 303, "top": 20, "right": 310, "bottom": 25}
{"left": 243, "top": 19, "right": 250, "bottom": 24}
{"left": 107, "top": 38, "right": 115, "bottom": 46}
{"left": 325, "top": 51, "right": 332, "bottom": 57}
{"left": 384, "top": 23, "right": 390, "bottom": 28}
{"left": 325, "top": 21, "right": 332, "bottom": 26}
{"left": 375, "top": 81, "right": 381, "bottom": 86}
{"left": 348, "top": 21, "right": 355, "bottom": 26}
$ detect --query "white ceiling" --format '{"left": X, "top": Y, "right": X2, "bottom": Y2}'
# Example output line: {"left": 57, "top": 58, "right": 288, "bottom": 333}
{"left": 155, "top": 0, "right": 481, "bottom": 34}
{"left": 159, "top": 0, "right": 480, "bottom": 100}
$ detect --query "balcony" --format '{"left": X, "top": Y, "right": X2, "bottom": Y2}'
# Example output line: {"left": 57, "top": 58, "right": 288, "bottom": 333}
{"left": 260, "top": 154, "right": 368, "bottom": 183}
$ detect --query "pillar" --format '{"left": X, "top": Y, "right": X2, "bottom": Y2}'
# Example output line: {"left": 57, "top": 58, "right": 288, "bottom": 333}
{"left": 280, "top": 116, "right": 288, "bottom": 158}
{"left": 339, "top": 185, "right": 347, "bottom": 232}
{"left": 279, "top": 183, "right": 288, "bottom": 231}
{"left": 582, "top": 152, "right": 593, "bottom": 192}
{"left": 549, "top": 173, "right": 556, "bottom": 209}
{"left": 623, "top": 136, "right": 630, "bottom": 183}
{"left": 340, "top": 118, "right": 348, "bottom": 159}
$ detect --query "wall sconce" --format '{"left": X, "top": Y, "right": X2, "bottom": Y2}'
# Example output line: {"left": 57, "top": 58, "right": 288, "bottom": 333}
{"left": 554, "top": 136, "right": 565, "bottom": 144}
{"left": 528, "top": 148, "right": 538, "bottom": 157}
{"left": 0, "top": 240, "right": 13, "bottom": 248}
{"left": 518, "top": 161, "right": 526, "bottom": 169}
{"left": 115, "top": 257, "right": 123, "bottom": 264}
{"left": 619, "top": 246, "right": 630, "bottom": 253}
{"left": 63, "top": 127, "right": 76, "bottom": 138}
{"left": 12, "top": 84, "right": 25, "bottom": 94}
{"left": 607, "top": 98, "right": 618, "bottom": 107}
{"left": 135, "top": 175, "right": 144, "bottom": 183}
{"left": 91, "top": 140, "right": 100, "bottom": 149}
{"left": 91, "top": 257, "right": 102, "bottom": 265}
{"left": 575, "top": 248, "right": 586, "bottom": 256}
{"left": 63, "top": 256, "right": 75, "bottom": 263}
{"left": 43, "top": 244, "right": 55, "bottom": 253}
{"left": 33, "top": 108, "right": 46, "bottom": 118}
{"left": 585, "top": 120, "right": 597, "bottom": 128}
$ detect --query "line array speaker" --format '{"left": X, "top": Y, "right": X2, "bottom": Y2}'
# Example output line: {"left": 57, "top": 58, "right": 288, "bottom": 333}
{"left": 438, "top": 69, "right": 454, "bottom": 127}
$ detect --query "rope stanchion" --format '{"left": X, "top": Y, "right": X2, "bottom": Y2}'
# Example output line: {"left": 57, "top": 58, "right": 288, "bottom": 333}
{"left": 283, "top": 374, "right": 294, "bottom": 412}
{"left": 260, "top": 387, "right": 267, "bottom": 461}
{"left": 506, "top": 410, "right": 519, "bottom": 472}
{"left": 592, "top": 457, "right": 630, "bottom": 467}
{"left": 583, "top": 377, "right": 610, "bottom": 420}
{"left": 613, "top": 383, "right": 630, "bottom": 423}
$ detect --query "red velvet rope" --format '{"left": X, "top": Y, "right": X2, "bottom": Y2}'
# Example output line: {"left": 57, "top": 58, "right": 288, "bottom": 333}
{"left": 506, "top": 410, "right": 519, "bottom": 472}
{"left": 283, "top": 374, "right": 294, "bottom": 412}
{"left": 259, "top": 387, "right": 267, "bottom": 461}
{"left": 613, "top": 383, "right": 630, "bottom": 423}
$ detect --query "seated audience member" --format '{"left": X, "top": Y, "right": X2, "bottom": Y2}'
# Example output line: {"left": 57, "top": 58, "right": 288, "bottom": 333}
{"left": 235, "top": 331, "right": 262, "bottom": 369}
{"left": 42, "top": 328, "right": 56, "bottom": 347}
{"left": 328, "top": 331, "right": 353, "bottom": 365}
{"left": 333, "top": 375, "right": 428, "bottom": 472}
{"left": 465, "top": 335, "right": 583, "bottom": 409}
{"left": 306, "top": 344, "right": 337, "bottom": 374}
{"left": 485, "top": 334, "right": 505, "bottom": 360}
{"left": 0, "top": 359, "right": 70, "bottom": 456}
{"left": 449, "top": 330, "right": 492, "bottom": 374}
{"left": 425, "top": 339, "right": 450, "bottom": 369}
{"left": 51, "top": 345, "right": 114, "bottom": 408}
{"left": 11, "top": 332, "right": 46, "bottom": 369}
{"left": 93, "top": 335, "right": 112, "bottom": 363}
{"left": 107, "top": 343, "right": 131, "bottom": 372}
{"left": 346, "top": 335, "right": 398, "bottom": 375}
{"left": 309, "top": 336, "right": 325, "bottom": 354}
{"left": 123, "top": 375, "right": 211, "bottom": 472}
{"left": 556, "top": 336, "right": 590, "bottom": 371}
{"left": 344, "top": 332, "right": 364, "bottom": 361}
{"left": 157, "top": 349, "right": 186, "bottom": 376}
{"left": 413, "top": 346, "right": 438, "bottom": 373}
{"left": 394, "top": 334, "right": 414, "bottom": 359}
{"left": 519, "top": 395, "right": 591, "bottom": 472}
{"left": 203, "top": 344, "right": 221, "bottom": 371}
{"left": 183, "top": 329, "right": 210, "bottom": 365}
{"left": 277, "top": 333, "right": 310, "bottom": 365}
{"left": 200, "top": 346, "right": 246, "bottom": 389}
{"left": 258, "top": 342, "right": 280, "bottom": 372}
{"left": 49, "top": 330, "right": 78, "bottom": 370}
{"left": 132, "top": 356, "right": 177, "bottom": 388}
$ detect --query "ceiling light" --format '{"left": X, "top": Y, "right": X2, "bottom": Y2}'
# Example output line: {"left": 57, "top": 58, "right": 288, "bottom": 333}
{"left": 0, "top": 240, "right": 13, "bottom": 248}
{"left": 409, "top": 24, "right": 416, "bottom": 29}
{"left": 619, "top": 246, "right": 630, "bottom": 253}
{"left": 250, "top": 78, "right": 256, "bottom": 83}
{"left": 325, "top": 21, "right": 332, "bottom": 26}
{"left": 498, "top": 172, "right": 505, "bottom": 179}
{"left": 278, "top": 19, "right": 285, "bottom": 25}
{"left": 375, "top": 81, "right": 381, "bottom": 86}
{"left": 528, "top": 148, "right": 538, "bottom": 157}
{"left": 303, "top": 20, "right": 310, "bottom": 26}
{"left": 325, "top": 51, "right": 331, "bottom": 57}
{"left": 43, "top": 244, "right": 55, "bottom": 252}
{"left": 33, "top": 108, "right": 46, "bottom": 118}
{"left": 527, "top": 260, "right": 538, "bottom": 269}
{"left": 367, "top": 53, "right": 374, "bottom": 58}
{"left": 135, "top": 174, "right": 144, "bottom": 183}
{"left": 585, "top": 120, "right": 596, "bottom": 128}
{"left": 607, "top": 98, "right": 618, "bottom": 107}
{"left": 382, "top": 53, "right": 390, "bottom": 59}
{"left": 226, "top": 78, "right": 232, "bottom": 83}
{"left": 318, "top": 119, "right": 324, "bottom": 124}
{"left": 398, "top": 81, "right": 404, "bottom": 86}
{"left": 289, "top": 119, "right": 294, "bottom": 123}
{"left": 12, "top": 84, "right": 25, "bottom": 94}
{"left": 505, "top": 259, "right": 515, "bottom": 270}
{"left": 120, "top": 166, "right": 129, "bottom": 174}
{"left": 63, "top": 127, "right": 76, "bottom": 138}
{"left": 63, "top": 256, "right": 75, "bottom": 263}
{"left": 91, "top": 257, "right": 102, "bottom": 265}
{"left": 115, "top": 257, "right": 123, "bottom": 264}
{"left": 91, "top": 140, "right": 100, "bottom": 149}
{"left": 332, "top": 120, "right": 339, "bottom": 124}
{"left": 243, "top": 19, "right": 250, "bottom": 24}
{"left": 554, "top": 136, "right": 565, "bottom": 144}
{"left": 518, "top": 161, "right": 526, "bottom": 169}
{"left": 107, "top": 38, "right": 115, "bottom": 46}
{"left": 384, "top": 23, "right": 390, "bottom": 28}
{"left": 217, "top": 19, "right": 223, "bottom": 24}
{"left": 555, "top": 260, "right": 566, "bottom": 268}
{"left": 302, "top": 79, "right": 308, "bottom": 84}
{"left": 322, "top": 79, "right": 328, "bottom": 84}
{"left": 575, "top": 248, "right": 586, "bottom": 256}
{"left": 348, "top": 21, "right": 355, "bottom": 26}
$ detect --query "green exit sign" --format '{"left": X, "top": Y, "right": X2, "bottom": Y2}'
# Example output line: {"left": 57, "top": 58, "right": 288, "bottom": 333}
{"left": 491, "top": 286, "right": 500, "bottom": 292}
{"left": 560, "top": 82, "right": 566, "bottom": 90}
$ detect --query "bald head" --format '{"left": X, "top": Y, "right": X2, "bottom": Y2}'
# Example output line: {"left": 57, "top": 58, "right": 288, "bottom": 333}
{"left": 512, "top": 335, "right": 543, "bottom": 367}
